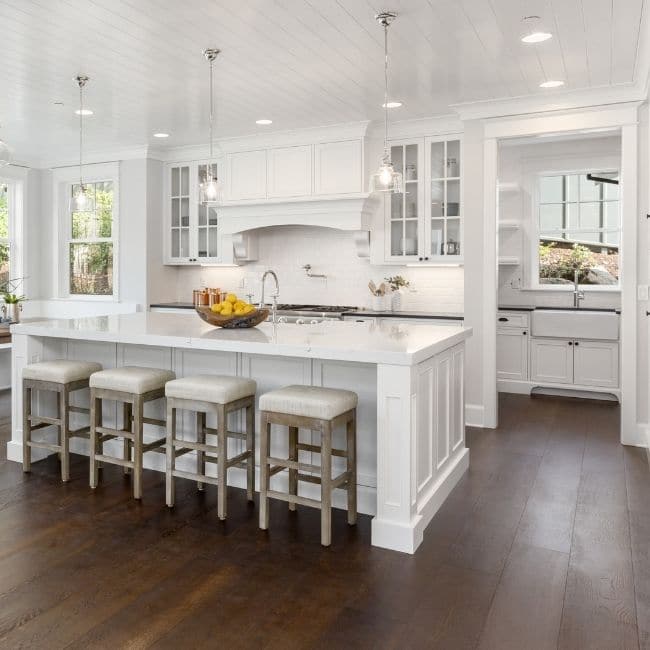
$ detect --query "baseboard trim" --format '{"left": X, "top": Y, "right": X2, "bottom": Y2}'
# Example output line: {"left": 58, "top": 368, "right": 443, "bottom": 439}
{"left": 465, "top": 404, "right": 484, "bottom": 428}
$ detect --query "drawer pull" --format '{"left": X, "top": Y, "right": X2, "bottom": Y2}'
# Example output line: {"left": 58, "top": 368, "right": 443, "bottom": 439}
{"left": 498, "top": 317, "right": 508, "bottom": 322}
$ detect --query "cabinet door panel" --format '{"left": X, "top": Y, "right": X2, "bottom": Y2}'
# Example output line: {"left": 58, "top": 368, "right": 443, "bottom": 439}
{"left": 227, "top": 150, "right": 267, "bottom": 200}
{"left": 497, "top": 329, "right": 528, "bottom": 381}
{"left": 530, "top": 338, "right": 573, "bottom": 384}
{"left": 314, "top": 140, "right": 362, "bottom": 195}
{"left": 267, "top": 145, "right": 312, "bottom": 198}
{"left": 573, "top": 341, "right": 619, "bottom": 388}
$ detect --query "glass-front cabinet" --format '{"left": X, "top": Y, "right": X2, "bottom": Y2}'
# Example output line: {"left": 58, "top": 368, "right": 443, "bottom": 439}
{"left": 384, "top": 135, "right": 462, "bottom": 264}
{"left": 165, "top": 161, "right": 221, "bottom": 264}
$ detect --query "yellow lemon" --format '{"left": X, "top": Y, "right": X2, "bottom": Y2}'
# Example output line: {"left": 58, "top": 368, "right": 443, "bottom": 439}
{"left": 226, "top": 293, "right": 237, "bottom": 304}
{"left": 210, "top": 303, "right": 222, "bottom": 313}
{"left": 243, "top": 305, "right": 254, "bottom": 314}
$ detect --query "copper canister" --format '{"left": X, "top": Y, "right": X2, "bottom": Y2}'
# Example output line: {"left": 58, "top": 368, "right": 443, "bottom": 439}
{"left": 208, "top": 288, "right": 221, "bottom": 306}
{"left": 193, "top": 289, "right": 209, "bottom": 307}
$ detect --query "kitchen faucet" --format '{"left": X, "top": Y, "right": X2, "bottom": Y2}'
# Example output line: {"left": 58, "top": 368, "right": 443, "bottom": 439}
{"left": 259, "top": 270, "right": 280, "bottom": 323}
{"left": 573, "top": 269, "right": 585, "bottom": 309}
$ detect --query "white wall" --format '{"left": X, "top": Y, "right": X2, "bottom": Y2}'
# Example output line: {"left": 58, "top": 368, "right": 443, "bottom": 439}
{"left": 172, "top": 225, "right": 464, "bottom": 312}
{"left": 498, "top": 135, "right": 622, "bottom": 310}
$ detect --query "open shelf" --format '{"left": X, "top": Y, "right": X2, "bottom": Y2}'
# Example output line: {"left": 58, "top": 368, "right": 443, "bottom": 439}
{"left": 498, "top": 256, "right": 521, "bottom": 266}
{"left": 498, "top": 182, "right": 521, "bottom": 194}
{"left": 498, "top": 220, "right": 521, "bottom": 231}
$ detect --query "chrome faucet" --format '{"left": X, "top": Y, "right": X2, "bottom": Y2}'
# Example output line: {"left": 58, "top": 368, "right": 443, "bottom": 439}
{"left": 573, "top": 269, "right": 585, "bottom": 309}
{"left": 259, "top": 270, "right": 280, "bottom": 322}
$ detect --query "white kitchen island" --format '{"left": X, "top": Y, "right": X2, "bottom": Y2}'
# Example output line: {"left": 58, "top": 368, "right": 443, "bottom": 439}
{"left": 9, "top": 313, "right": 471, "bottom": 554}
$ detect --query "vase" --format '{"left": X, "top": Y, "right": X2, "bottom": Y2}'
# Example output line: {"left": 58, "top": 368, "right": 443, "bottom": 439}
{"left": 2, "top": 303, "right": 22, "bottom": 323}
{"left": 371, "top": 295, "right": 385, "bottom": 312}
{"left": 390, "top": 291, "right": 402, "bottom": 312}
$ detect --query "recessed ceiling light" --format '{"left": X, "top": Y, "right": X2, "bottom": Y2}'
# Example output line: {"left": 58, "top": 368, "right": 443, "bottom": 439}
{"left": 382, "top": 101, "right": 403, "bottom": 108}
{"left": 539, "top": 80, "right": 565, "bottom": 88}
{"left": 256, "top": 119, "right": 273, "bottom": 125}
{"left": 75, "top": 108, "right": 93, "bottom": 115}
{"left": 520, "top": 16, "right": 552, "bottom": 43}
{"left": 153, "top": 132, "right": 170, "bottom": 138}
{"left": 521, "top": 31, "right": 552, "bottom": 43}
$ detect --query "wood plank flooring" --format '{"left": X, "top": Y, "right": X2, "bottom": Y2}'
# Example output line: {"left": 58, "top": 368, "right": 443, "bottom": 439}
{"left": 0, "top": 390, "right": 648, "bottom": 649}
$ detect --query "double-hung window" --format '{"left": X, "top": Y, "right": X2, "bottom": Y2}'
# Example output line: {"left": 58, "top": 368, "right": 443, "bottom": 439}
{"left": 537, "top": 171, "right": 620, "bottom": 286}
{"left": 68, "top": 180, "right": 115, "bottom": 296}
{"left": 0, "top": 183, "right": 10, "bottom": 287}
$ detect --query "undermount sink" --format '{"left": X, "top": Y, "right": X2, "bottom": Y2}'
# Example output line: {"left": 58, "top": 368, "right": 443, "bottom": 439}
{"left": 532, "top": 309, "right": 619, "bottom": 340}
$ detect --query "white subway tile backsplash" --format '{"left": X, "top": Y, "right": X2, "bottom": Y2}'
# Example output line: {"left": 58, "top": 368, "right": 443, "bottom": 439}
{"left": 174, "top": 226, "right": 464, "bottom": 313}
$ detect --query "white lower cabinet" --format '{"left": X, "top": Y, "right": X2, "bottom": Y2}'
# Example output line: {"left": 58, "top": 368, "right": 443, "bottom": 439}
{"left": 573, "top": 340, "right": 619, "bottom": 388}
{"left": 530, "top": 338, "right": 573, "bottom": 384}
{"left": 496, "top": 329, "right": 528, "bottom": 381}
{"left": 530, "top": 337, "right": 619, "bottom": 388}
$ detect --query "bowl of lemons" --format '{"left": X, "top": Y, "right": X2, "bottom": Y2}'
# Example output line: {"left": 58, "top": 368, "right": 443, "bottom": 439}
{"left": 195, "top": 293, "right": 269, "bottom": 329}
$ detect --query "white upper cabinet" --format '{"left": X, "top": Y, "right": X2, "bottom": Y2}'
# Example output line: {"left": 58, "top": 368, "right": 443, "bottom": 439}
{"left": 382, "top": 135, "right": 463, "bottom": 265}
{"left": 267, "top": 145, "right": 312, "bottom": 198}
{"left": 224, "top": 138, "right": 365, "bottom": 203}
{"left": 164, "top": 161, "right": 227, "bottom": 265}
{"left": 226, "top": 150, "right": 267, "bottom": 201}
{"left": 314, "top": 139, "right": 363, "bottom": 195}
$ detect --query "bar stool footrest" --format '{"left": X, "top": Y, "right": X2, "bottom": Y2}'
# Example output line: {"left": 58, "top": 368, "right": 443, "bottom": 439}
{"left": 296, "top": 442, "right": 348, "bottom": 458}
{"left": 26, "top": 440, "right": 61, "bottom": 453}
{"left": 28, "top": 415, "right": 60, "bottom": 426}
{"left": 266, "top": 490, "right": 321, "bottom": 510}
{"left": 94, "top": 454, "right": 134, "bottom": 469}
{"left": 171, "top": 468, "right": 221, "bottom": 487}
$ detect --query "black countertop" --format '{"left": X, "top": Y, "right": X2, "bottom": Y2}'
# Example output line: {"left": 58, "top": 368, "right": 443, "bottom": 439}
{"left": 150, "top": 303, "right": 464, "bottom": 320}
{"left": 343, "top": 311, "right": 464, "bottom": 320}
{"left": 150, "top": 302, "right": 194, "bottom": 309}
{"left": 499, "top": 305, "right": 620, "bottom": 314}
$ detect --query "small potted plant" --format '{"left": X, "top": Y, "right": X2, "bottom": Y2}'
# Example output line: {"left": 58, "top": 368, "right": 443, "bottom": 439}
{"left": 1, "top": 277, "right": 26, "bottom": 323}
{"left": 384, "top": 275, "right": 410, "bottom": 312}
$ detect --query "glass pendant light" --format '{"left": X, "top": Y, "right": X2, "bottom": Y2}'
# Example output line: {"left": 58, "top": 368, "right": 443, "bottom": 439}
{"left": 0, "top": 125, "right": 12, "bottom": 167}
{"left": 70, "top": 75, "right": 94, "bottom": 212}
{"left": 370, "top": 11, "right": 402, "bottom": 194}
{"left": 199, "top": 48, "right": 224, "bottom": 205}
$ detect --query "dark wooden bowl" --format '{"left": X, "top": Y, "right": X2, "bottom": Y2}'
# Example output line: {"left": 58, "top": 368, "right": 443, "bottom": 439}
{"left": 195, "top": 306, "right": 269, "bottom": 329}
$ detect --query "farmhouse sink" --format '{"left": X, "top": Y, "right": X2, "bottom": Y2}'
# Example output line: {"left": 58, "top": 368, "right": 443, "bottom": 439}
{"left": 532, "top": 309, "right": 619, "bottom": 340}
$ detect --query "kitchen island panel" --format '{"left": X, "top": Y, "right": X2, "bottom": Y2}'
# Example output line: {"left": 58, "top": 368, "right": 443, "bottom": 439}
{"left": 9, "top": 316, "right": 471, "bottom": 553}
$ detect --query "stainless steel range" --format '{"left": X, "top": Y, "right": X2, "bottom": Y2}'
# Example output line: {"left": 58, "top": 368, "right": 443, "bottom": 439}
{"left": 270, "top": 304, "right": 358, "bottom": 324}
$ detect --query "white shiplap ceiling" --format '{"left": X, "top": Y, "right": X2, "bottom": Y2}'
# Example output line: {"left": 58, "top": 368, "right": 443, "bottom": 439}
{"left": 0, "top": 0, "right": 647, "bottom": 164}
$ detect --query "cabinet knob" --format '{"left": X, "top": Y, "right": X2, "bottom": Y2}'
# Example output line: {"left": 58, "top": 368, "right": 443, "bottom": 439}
{"left": 523, "top": 331, "right": 527, "bottom": 335}
{"left": 424, "top": 256, "right": 429, "bottom": 261}
{"left": 574, "top": 341, "right": 579, "bottom": 346}
{"left": 568, "top": 341, "right": 573, "bottom": 346}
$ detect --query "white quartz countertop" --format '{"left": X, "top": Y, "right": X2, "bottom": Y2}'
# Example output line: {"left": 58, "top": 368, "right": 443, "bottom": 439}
{"left": 11, "top": 312, "right": 472, "bottom": 366}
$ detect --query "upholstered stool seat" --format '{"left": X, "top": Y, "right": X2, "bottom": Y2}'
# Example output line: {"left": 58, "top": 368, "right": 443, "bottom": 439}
{"left": 259, "top": 385, "right": 358, "bottom": 420}
{"left": 259, "top": 385, "right": 358, "bottom": 546}
{"left": 22, "top": 359, "right": 103, "bottom": 482}
{"left": 90, "top": 366, "right": 176, "bottom": 394}
{"left": 89, "top": 366, "right": 175, "bottom": 499}
{"left": 23, "top": 360, "right": 102, "bottom": 384}
{"left": 165, "top": 375, "right": 257, "bottom": 520}
{"left": 166, "top": 375, "right": 257, "bottom": 404}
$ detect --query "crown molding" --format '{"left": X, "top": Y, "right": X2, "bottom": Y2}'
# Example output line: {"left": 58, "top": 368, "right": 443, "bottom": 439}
{"left": 368, "top": 114, "right": 463, "bottom": 140}
{"left": 452, "top": 83, "right": 645, "bottom": 122}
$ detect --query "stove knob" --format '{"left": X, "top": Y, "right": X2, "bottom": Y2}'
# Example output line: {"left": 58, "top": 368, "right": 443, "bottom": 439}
{"left": 296, "top": 318, "right": 305, "bottom": 325}
{"left": 278, "top": 316, "right": 288, "bottom": 324}
{"left": 310, "top": 319, "right": 320, "bottom": 325}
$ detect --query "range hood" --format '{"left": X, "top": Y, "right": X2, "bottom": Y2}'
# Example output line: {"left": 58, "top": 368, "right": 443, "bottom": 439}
{"left": 218, "top": 194, "right": 378, "bottom": 235}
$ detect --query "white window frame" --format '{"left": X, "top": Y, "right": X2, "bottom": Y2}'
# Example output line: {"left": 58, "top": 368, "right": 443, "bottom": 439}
{"left": 530, "top": 166, "right": 621, "bottom": 292}
{"left": 53, "top": 162, "right": 119, "bottom": 301}
{"left": 0, "top": 170, "right": 25, "bottom": 296}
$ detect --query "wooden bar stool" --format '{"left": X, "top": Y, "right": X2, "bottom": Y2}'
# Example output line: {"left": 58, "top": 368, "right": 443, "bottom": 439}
{"left": 165, "top": 375, "right": 256, "bottom": 520}
{"left": 89, "top": 366, "right": 175, "bottom": 499}
{"left": 23, "top": 360, "right": 103, "bottom": 481}
{"left": 258, "top": 385, "right": 358, "bottom": 546}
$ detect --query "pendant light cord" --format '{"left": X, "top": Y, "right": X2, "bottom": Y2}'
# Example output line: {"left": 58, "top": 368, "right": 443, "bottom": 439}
{"left": 383, "top": 20, "right": 389, "bottom": 158}
{"left": 208, "top": 57, "right": 214, "bottom": 179}
{"left": 79, "top": 80, "right": 83, "bottom": 187}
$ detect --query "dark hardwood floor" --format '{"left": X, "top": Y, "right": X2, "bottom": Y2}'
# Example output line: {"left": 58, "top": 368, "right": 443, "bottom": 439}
{"left": 0, "top": 389, "right": 648, "bottom": 649}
